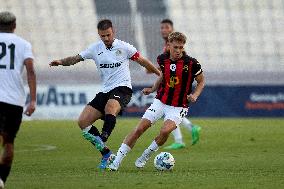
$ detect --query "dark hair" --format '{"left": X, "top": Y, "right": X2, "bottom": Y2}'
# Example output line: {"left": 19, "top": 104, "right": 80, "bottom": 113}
{"left": 161, "top": 19, "right": 173, "bottom": 27}
{"left": 97, "top": 19, "right": 113, "bottom": 30}
{"left": 0, "top": 11, "right": 16, "bottom": 31}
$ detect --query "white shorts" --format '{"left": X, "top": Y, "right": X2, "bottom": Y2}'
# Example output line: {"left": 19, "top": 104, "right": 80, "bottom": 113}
{"left": 142, "top": 99, "right": 188, "bottom": 126}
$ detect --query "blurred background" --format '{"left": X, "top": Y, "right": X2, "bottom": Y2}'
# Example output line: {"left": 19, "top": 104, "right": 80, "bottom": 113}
{"left": 1, "top": 0, "right": 283, "bottom": 118}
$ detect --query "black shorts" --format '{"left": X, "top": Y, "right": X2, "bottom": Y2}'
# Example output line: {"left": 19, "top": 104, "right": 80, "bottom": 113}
{"left": 0, "top": 102, "right": 23, "bottom": 143}
{"left": 88, "top": 86, "right": 133, "bottom": 116}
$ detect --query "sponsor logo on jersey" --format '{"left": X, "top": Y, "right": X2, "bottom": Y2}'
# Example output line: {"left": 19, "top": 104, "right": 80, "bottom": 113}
{"left": 170, "top": 64, "right": 176, "bottom": 71}
{"left": 99, "top": 61, "right": 122, "bottom": 68}
{"left": 167, "top": 76, "right": 180, "bottom": 88}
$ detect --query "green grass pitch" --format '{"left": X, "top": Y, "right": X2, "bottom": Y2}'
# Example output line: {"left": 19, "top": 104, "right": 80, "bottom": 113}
{"left": 4, "top": 118, "right": 284, "bottom": 189}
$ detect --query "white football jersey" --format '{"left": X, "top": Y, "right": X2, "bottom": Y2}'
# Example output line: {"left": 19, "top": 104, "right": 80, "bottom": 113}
{"left": 0, "top": 33, "right": 34, "bottom": 107}
{"left": 79, "top": 39, "right": 138, "bottom": 92}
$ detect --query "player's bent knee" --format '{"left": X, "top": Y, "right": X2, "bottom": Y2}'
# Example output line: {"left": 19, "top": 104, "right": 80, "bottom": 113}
{"left": 105, "top": 100, "right": 121, "bottom": 115}
{"left": 104, "top": 104, "right": 115, "bottom": 113}
{"left": 77, "top": 117, "right": 88, "bottom": 129}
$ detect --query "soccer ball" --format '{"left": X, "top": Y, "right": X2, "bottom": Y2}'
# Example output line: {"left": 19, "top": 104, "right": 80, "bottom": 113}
{"left": 154, "top": 152, "right": 175, "bottom": 171}
{"left": 108, "top": 154, "right": 116, "bottom": 164}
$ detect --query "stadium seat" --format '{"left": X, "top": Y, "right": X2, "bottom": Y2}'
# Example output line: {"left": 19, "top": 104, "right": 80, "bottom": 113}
{"left": 1, "top": 0, "right": 283, "bottom": 84}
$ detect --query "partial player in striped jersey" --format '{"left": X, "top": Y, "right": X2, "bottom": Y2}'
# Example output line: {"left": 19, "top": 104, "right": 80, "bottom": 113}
{"left": 160, "top": 19, "right": 202, "bottom": 150}
{"left": 108, "top": 32, "right": 205, "bottom": 171}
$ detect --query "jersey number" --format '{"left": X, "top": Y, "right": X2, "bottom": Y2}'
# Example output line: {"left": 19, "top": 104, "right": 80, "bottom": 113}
{"left": 0, "top": 42, "right": 15, "bottom": 70}
{"left": 180, "top": 109, "right": 188, "bottom": 118}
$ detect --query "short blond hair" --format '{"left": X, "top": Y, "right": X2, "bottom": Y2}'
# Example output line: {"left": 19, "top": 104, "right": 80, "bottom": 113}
{"left": 168, "top": 32, "right": 187, "bottom": 44}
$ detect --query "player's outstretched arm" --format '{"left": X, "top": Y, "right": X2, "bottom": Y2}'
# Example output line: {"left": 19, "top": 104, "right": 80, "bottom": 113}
{"left": 142, "top": 73, "right": 163, "bottom": 95}
{"left": 49, "top": 55, "right": 84, "bottom": 67}
{"left": 135, "top": 55, "right": 161, "bottom": 76}
{"left": 24, "top": 58, "right": 36, "bottom": 116}
{"left": 187, "top": 73, "right": 205, "bottom": 103}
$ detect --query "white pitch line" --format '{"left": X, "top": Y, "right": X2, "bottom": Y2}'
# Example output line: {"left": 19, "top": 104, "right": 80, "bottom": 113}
{"left": 15, "top": 144, "right": 57, "bottom": 152}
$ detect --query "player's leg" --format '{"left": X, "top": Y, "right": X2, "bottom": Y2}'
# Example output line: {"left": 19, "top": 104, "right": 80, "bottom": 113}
{"left": 0, "top": 136, "right": 14, "bottom": 185}
{"left": 93, "top": 99, "right": 120, "bottom": 169}
{"left": 135, "top": 105, "right": 186, "bottom": 168}
{"left": 181, "top": 117, "right": 201, "bottom": 145}
{"left": 164, "top": 126, "right": 185, "bottom": 150}
{"left": 0, "top": 102, "right": 23, "bottom": 186}
{"left": 108, "top": 99, "right": 163, "bottom": 171}
{"left": 101, "top": 99, "right": 120, "bottom": 141}
{"left": 0, "top": 177, "right": 3, "bottom": 189}
{"left": 164, "top": 117, "right": 193, "bottom": 149}
{"left": 124, "top": 119, "right": 152, "bottom": 149}
{"left": 78, "top": 92, "right": 113, "bottom": 169}
{"left": 79, "top": 105, "right": 106, "bottom": 151}
{"left": 79, "top": 105, "right": 113, "bottom": 168}
{"left": 108, "top": 118, "right": 152, "bottom": 171}
{"left": 155, "top": 120, "right": 177, "bottom": 145}
{"left": 135, "top": 119, "right": 177, "bottom": 168}
{"left": 101, "top": 86, "right": 132, "bottom": 142}
{"left": 95, "top": 87, "right": 132, "bottom": 169}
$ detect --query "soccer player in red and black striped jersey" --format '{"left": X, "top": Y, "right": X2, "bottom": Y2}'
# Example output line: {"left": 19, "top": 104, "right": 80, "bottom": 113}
{"left": 160, "top": 19, "right": 202, "bottom": 150}
{"left": 108, "top": 32, "right": 205, "bottom": 171}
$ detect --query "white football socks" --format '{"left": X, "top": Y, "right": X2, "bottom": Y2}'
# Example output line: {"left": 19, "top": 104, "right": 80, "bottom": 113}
{"left": 171, "top": 118, "right": 193, "bottom": 144}
{"left": 181, "top": 117, "right": 193, "bottom": 131}
{"left": 141, "top": 140, "right": 159, "bottom": 159}
{"left": 172, "top": 126, "right": 183, "bottom": 144}
{"left": 82, "top": 125, "right": 92, "bottom": 132}
{"left": 113, "top": 143, "right": 131, "bottom": 166}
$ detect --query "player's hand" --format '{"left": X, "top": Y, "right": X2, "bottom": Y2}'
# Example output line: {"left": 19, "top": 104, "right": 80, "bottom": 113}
{"left": 49, "top": 60, "right": 62, "bottom": 66}
{"left": 187, "top": 94, "right": 198, "bottom": 103}
{"left": 24, "top": 101, "right": 36, "bottom": 116}
{"left": 142, "top": 88, "right": 154, "bottom": 95}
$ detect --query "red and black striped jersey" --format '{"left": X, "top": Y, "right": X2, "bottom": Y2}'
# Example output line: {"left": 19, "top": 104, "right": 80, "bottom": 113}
{"left": 156, "top": 52, "right": 202, "bottom": 108}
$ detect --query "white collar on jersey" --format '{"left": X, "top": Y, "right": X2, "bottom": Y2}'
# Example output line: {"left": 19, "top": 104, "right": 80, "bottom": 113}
{"left": 104, "top": 38, "right": 118, "bottom": 51}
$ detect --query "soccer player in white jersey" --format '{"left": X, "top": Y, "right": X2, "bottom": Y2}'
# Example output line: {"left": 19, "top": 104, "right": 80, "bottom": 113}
{"left": 49, "top": 19, "right": 160, "bottom": 169}
{"left": 0, "top": 12, "right": 37, "bottom": 188}
{"left": 160, "top": 19, "right": 201, "bottom": 150}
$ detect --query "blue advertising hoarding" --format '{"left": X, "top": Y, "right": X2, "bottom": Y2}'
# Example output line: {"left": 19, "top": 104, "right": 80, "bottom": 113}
{"left": 123, "top": 86, "right": 284, "bottom": 117}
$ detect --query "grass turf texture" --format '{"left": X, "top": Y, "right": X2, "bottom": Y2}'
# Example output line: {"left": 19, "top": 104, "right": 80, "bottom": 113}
{"left": 4, "top": 118, "right": 284, "bottom": 189}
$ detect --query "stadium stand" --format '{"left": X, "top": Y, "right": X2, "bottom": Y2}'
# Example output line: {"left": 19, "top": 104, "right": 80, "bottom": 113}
{"left": 1, "top": 0, "right": 99, "bottom": 84}
{"left": 94, "top": 0, "right": 166, "bottom": 83}
{"left": 94, "top": 0, "right": 139, "bottom": 71}
{"left": 0, "top": 0, "right": 283, "bottom": 85}
{"left": 94, "top": 0, "right": 137, "bottom": 47}
{"left": 166, "top": 0, "right": 284, "bottom": 84}
{"left": 136, "top": 0, "right": 167, "bottom": 64}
